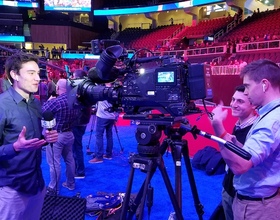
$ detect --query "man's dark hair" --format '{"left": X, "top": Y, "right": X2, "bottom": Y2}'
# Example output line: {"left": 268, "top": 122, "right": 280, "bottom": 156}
{"left": 5, "top": 52, "right": 39, "bottom": 84}
{"left": 235, "top": 84, "right": 245, "bottom": 93}
{"left": 240, "top": 59, "right": 280, "bottom": 87}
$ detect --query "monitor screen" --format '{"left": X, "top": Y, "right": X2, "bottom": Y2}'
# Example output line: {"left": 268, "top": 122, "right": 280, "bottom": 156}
{"left": 0, "top": 0, "right": 39, "bottom": 8}
{"left": 157, "top": 71, "right": 175, "bottom": 83}
{"left": 44, "top": 0, "right": 91, "bottom": 12}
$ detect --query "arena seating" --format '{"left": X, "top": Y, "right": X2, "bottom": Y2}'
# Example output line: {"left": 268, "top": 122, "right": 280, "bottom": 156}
{"left": 129, "top": 24, "right": 184, "bottom": 50}
{"left": 116, "top": 27, "right": 153, "bottom": 48}
{"left": 172, "top": 16, "right": 233, "bottom": 43}
{"left": 221, "top": 9, "right": 280, "bottom": 42}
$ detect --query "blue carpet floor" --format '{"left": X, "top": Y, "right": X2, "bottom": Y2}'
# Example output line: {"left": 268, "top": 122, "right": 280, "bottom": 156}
{"left": 41, "top": 116, "right": 223, "bottom": 220}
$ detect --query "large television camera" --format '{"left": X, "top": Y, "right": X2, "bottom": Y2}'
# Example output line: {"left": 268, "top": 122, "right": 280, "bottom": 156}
{"left": 67, "top": 45, "right": 209, "bottom": 118}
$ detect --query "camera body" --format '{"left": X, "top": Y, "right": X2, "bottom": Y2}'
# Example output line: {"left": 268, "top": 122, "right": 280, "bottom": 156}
{"left": 120, "top": 62, "right": 206, "bottom": 116}
{"left": 68, "top": 45, "right": 208, "bottom": 118}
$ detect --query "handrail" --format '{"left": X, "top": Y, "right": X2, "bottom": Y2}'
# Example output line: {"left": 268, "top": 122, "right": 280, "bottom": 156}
{"left": 61, "top": 45, "right": 227, "bottom": 58}
{"left": 211, "top": 62, "right": 280, "bottom": 75}
{"left": 236, "top": 39, "right": 280, "bottom": 52}
{"left": 152, "top": 45, "right": 226, "bottom": 57}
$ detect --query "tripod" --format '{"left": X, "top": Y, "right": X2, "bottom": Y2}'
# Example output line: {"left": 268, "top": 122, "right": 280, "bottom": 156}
{"left": 120, "top": 117, "right": 204, "bottom": 220}
{"left": 86, "top": 114, "right": 96, "bottom": 155}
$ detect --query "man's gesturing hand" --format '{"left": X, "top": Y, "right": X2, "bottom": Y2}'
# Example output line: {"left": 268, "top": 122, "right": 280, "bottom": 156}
{"left": 13, "top": 126, "right": 47, "bottom": 152}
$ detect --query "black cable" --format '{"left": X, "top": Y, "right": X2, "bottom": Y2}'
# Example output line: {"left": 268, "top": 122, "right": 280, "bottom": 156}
{"left": 49, "top": 144, "right": 59, "bottom": 218}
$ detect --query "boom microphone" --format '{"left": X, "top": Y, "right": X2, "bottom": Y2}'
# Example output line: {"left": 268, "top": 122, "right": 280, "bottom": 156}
{"left": 41, "top": 111, "right": 56, "bottom": 147}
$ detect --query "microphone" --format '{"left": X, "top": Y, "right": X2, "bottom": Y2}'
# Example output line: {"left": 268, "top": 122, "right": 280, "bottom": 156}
{"left": 41, "top": 111, "right": 56, "bottom": 147}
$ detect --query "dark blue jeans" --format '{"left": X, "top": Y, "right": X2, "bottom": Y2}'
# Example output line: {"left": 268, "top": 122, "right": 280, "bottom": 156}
{"left": 72, "top": 125, "right": 87, "bottom": 175}
{"left": 95, "top": 117, "right": 115, "bottom": 159}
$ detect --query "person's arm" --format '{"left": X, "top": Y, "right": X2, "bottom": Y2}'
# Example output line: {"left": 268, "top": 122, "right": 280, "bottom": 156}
{"left": 218, "top": 143, "right": 253, "bottom": 175}
{"left": 211, "top": 105, "right": 253, "bottom": 174}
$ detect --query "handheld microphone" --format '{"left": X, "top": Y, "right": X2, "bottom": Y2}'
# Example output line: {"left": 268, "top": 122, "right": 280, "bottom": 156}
{"left": 41, "top": 111, "right": 56, "bottom": 147}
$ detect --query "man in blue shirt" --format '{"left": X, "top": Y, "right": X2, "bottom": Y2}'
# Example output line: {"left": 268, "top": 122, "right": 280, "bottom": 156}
{"left": 0, "top": 52, "right": 58, "bottom": 220}
{"left": 212, "top": 59, "right": 280, "bottom": 220}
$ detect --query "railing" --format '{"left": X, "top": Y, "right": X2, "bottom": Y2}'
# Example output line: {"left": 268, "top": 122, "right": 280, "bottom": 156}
{"left": 152, "top": 45, "right": 227, "bottom": 57}
{"left": 236, "top": 39, "right": 280, "bottom": 52}
{"left": 162, "top": 25, "right": 185, "bottom": 45}
{"left": 211, "top": 62, "right": 280, "bottom": 75}
{"left": 213, "top": 15, "right": 242, "bottom": 42}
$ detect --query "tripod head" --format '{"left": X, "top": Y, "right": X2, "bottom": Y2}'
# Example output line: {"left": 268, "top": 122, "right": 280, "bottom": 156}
{"left": 123, "top": 113, "right": 185, "bottom": 157}
{"left": 123, "top": 113, "right": 252, "bottom": 160}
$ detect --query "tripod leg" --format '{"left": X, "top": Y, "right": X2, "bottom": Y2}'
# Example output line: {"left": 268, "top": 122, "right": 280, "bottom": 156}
{"left": 173, "top": 143, "right": 183, "bottom": 209}
{"left": 121, "top": 156, "right": 159, "bottom": 220}
{"left": 122, "top": 139, "right": 184, "bottom": 220}
{"left": 86, "top": 115, "right": 96, "bottom": 155}
{"left": 181, "top": 140, "right": 204, "bottom": 220}
{"left": 157, "top": 156, "right": 184, "bottom": 220}
{"left": 114, "top": 123, "right": 124, "bottom": 152}
{"left": 125, "top": 139, "right": 170, "bottom": 219}
{"left": 137, "top": 159, "right": 153, "bottom": 220}
{"left": 120, "top": 163, "right": 136, "bottom": 220}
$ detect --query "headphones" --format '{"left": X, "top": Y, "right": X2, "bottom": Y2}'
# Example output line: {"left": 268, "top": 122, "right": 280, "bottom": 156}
{"left": 15, "top": 75, "right": 19, "bottom": 82}
{"left": 262, "top": 83, "right": 265, "bottom": 92}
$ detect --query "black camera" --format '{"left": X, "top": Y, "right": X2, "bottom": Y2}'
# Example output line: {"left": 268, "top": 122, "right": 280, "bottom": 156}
{"left": 67, "top": 45, "right": 208, "bottom": 117}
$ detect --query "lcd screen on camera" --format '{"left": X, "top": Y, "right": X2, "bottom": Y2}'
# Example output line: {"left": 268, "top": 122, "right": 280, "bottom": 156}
{"left": 157, "top": 71, "right": 175, "bottom": 83}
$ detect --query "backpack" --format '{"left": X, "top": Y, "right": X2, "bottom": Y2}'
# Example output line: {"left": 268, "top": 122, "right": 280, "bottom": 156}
{"left": 192, "top": 146, "right": 226, "bottom": 175}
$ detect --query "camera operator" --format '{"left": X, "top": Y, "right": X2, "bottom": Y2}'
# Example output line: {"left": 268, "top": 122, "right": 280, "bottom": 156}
{"left": 89, "top": 82, "right": 119, "bottom": 163}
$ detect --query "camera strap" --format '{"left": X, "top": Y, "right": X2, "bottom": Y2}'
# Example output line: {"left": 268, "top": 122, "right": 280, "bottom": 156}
{"left": 258, "top": 104, "right": 280, "bottom": 123}
{"left": 247, "top": 104, "right": 280, "bottom": 138}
